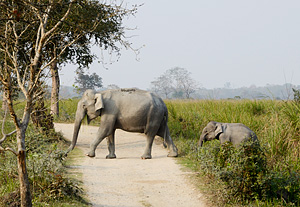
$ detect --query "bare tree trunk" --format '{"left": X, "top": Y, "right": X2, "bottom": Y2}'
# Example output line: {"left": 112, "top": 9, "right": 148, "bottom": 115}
{"left": 50, "top": 59, "right": 60, "bottom": 116}
{"left": 16, "top": 126, "right": 32, "bottom": 207}
{"left": 5, "top": 86, "right": 32, "bottom": 207}
{"left": 17, "top": 150, "right": 32, "bottom": 206}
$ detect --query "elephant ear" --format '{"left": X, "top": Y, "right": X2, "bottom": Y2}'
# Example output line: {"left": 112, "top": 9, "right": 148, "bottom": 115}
{"left": 94, "top": 93, "right": 104, "bottom": 112}
{"left": 215, "top": 123, "right": 223, "bottom": 136}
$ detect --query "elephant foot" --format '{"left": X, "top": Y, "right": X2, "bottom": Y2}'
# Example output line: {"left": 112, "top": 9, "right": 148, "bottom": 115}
{"left": 141, "top": 154, "right": 152, "bottom": 159}
{"left": 106, "top": 154, "right": 117, "bottom": 159}
{"left": 167, "top": 151, "right": 178, "bottom": 157}
{"left": 86, "top": 151, "right": 96, "bottom": 158}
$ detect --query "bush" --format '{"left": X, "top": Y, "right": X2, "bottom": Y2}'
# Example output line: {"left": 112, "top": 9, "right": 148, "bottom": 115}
{"left": 197, "top": 140, "right": 300, "bottom": 204}
{"left": 262, "top": 170, "right": 300, "bottom": 204}
{"left": 213, "top": 141, "right": 267, "bottom": 200}
{"left": 0, "top": 126, "right": 85, "bottom": 206}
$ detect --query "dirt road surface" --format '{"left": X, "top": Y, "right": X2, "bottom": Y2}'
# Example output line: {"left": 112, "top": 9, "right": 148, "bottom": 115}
{"left": 54, "top": 123, "right": 207, "bottom": 207}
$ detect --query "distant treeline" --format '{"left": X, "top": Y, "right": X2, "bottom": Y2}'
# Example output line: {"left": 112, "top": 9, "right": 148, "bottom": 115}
{"left": 193, "top": 83, "right": 299, "bottom": 100}
{"left": 58, "top": 83, "right": 299, "bottom": 100}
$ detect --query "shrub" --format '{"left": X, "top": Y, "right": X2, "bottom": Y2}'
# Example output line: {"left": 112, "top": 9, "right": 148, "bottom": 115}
{"left": 262, "top": 170, "right": 300, "bottom": 204}
{"left": 0, "top": 125, "right": 84, "bottom": 206}
{"left": 214, "top": 141, "right": 267, "bottom": 200}
{"left": 197, "top": 140, "right": 300, "bottom": 204}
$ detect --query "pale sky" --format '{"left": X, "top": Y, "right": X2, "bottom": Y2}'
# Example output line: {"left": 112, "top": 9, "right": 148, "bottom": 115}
{"left": 60, "top": 0, "right": 300, "bottom": 90}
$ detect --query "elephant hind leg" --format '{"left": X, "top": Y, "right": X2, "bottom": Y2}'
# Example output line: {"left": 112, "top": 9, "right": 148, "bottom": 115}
{"left": 157, "top": 126, "right": 178, "bottom": 157}
{"left": 141, "top": 133, "right": 155, "bottom": 159}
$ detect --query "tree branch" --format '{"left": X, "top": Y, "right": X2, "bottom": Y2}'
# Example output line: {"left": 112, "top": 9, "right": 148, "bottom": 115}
{"left": 0, "top": 102, "right": 17, "bottom": 145}
{"left": 0, "top": 145, "right": 18, "bottom": 156}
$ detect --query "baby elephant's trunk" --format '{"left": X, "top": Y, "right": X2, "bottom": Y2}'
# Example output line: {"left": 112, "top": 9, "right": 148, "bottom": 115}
{"left": 198, "top": 134, "right": 205, "bottom": 147}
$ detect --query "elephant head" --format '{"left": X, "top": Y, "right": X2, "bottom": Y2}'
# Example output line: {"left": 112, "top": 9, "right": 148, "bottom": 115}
{"left": 198, "top": 121, "right": 223, "bottom": 147}
{"left": 66, "top": 89, "right": 103, "bottom": 153}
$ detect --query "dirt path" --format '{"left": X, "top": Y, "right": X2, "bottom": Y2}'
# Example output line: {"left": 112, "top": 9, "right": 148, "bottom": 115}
{"left": 54, "top": 123, "right": 207, "bottom": 207}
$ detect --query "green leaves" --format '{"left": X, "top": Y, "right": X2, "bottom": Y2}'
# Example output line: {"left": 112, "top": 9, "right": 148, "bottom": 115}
{"left": 74, "top": 69, "right": 103, "bottom": 93}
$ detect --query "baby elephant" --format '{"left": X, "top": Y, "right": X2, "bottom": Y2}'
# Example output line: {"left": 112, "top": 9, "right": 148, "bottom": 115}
{"left": 198, "top": 121, "right": 258, "bottom": 147}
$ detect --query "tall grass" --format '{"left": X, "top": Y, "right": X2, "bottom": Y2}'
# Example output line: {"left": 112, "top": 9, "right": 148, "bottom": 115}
{"left": 166, "top": 99, "right": 300, "bottom": 163}
{"left": 165, "top": 99, "right": 300, "bottom": 205}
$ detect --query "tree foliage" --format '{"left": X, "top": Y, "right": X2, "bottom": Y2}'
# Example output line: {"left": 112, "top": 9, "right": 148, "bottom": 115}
{"left": 74, "top": 69, "right": 103, "bottom": 93}
{"left": 151, "top": 67, "right": 199, "bottom": 99}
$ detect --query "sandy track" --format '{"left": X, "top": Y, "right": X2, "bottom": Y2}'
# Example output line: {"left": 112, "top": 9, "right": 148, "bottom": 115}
{"left": 54, "top": 123, "right": 207, "bottom": 207}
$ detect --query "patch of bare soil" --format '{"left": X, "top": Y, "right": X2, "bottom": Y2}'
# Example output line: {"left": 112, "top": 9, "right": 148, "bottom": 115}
{"left": 55, "top": 123, "right": 207, "bottom": 207}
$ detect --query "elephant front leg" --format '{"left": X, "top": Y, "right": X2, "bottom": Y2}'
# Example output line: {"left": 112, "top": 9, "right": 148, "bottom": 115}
{"left": 141, "top": 134, "right": 154, "bottom": 159}
{"left": 106, "top": 131, "right": 116, "bottom": 159}
{"left": 86, "top": 127, "right": 110, "bottom": 158}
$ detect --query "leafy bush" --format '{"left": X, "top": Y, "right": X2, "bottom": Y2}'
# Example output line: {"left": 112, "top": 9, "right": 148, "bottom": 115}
{"left": 197, "top": 141, "right": 300, "bottom": 205}
{"left": 0, "top": 125, "right": 85, "bottom": 206}
{"left": 212, "top": 141, "right": 267, "bottom": 200}
{"left": 262, "top": 170, "right": 300, "bottom": 204}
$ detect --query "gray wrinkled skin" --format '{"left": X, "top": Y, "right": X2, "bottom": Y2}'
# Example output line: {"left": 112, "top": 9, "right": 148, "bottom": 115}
{"left": 198, "top": 121, "right": 258, "bottom": 147}
{"left": 66, "top": 89, "right": 178, "bottom": 159}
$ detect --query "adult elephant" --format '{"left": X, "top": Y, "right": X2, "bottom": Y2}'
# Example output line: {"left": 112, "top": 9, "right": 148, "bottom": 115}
{"left": 198, "top": 121, "right": 258, "bottom": 147}
{"left": 66, "top": 88, "right": 178, "bottom": 159}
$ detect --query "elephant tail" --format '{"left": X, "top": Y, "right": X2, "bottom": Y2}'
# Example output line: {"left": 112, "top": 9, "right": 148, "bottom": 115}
{"left": 162, "top": 112, "right": 168, "bottom": 148}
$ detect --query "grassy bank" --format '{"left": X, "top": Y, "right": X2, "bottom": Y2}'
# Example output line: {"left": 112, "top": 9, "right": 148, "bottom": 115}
{"left": 166, "top": 99, "right": 300, "bottom": 206}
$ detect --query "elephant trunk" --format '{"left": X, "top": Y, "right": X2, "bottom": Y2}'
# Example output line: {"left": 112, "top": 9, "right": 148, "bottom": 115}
{"left": 198, "top": 133, "right": 205, "bottom": 147}
{"left": 66, "top": 101, "right": 86, "bottom": 154}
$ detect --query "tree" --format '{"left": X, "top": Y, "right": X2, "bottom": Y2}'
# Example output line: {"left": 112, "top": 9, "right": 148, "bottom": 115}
{"left": 151, "top": 75, "right": 173, "bottom": 99}
{"left": 74, "top": 69, "right": 103, "bottom": 93}
{"left": 151, "top": 67, "right": 199, "bottom": 99}
{"left": 46, "top": 1, "right": 138, "bottom": 116}
{"left": 0, "top": 1, "right": 136, "bottom": 206}
{"left": 168, "top": 67, "right": 199, "bottom": 99}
